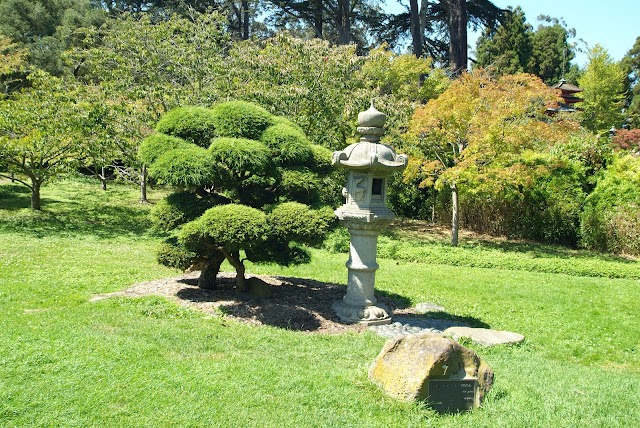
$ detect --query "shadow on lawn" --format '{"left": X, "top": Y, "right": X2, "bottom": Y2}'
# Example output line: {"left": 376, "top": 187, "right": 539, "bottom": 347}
{"left": 0, "top": 184, "right": 150, "bottom": 238}
{"left": 173, "top": 274, "right": 487, "bottom": 333}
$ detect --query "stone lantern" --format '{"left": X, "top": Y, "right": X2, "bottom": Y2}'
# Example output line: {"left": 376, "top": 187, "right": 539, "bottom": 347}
{"left": 331, "top": 103, "right": 408, "bottom": 325}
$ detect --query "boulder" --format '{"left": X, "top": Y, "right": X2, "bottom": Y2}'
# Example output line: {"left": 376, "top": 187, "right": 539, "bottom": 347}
{"left": 246, "top": 277, "right": 273, "bottom": 299}
{"left": 368, "top": 332, "right": 493, "bottom": 411}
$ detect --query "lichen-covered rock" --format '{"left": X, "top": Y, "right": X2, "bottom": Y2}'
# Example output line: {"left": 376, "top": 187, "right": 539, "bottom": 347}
{"left": 368, "top": 332, "right": 493, "bottom": 406}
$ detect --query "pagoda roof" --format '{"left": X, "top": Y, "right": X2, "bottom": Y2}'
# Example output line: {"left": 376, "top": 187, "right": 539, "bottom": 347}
{"left": 546, "top": 102, "right": 583, "bottom": 115}
{"left": 554, "top": 79, "right": 583, "bottom": 93}
{"left": 561, "top": 95, "right": 582, "bottom": 104}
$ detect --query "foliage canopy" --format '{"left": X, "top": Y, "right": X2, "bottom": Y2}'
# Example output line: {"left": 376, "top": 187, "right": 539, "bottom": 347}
{"left": 144, "top": 101, "right": 335, "bottom": 290}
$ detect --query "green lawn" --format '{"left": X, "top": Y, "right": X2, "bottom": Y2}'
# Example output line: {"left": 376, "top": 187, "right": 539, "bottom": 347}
{"left": 1, "top": 178, "right": 639, "bottom": 427}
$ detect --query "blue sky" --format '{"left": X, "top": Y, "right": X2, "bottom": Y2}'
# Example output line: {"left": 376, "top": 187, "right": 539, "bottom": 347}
{"left": 386, "top": 0, "right": 640, "bottom": 67}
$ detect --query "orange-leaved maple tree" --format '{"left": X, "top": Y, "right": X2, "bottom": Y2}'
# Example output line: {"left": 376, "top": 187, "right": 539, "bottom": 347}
{"left": 405, "top": 70, "right": 577, "bottom": 245}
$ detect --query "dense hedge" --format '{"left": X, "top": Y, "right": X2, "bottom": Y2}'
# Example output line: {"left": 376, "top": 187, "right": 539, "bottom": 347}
{"left": 266, "top": 202, "right": 335, "bottom": 246}
{"left": 209, "top": 137, "right": 272, "bottom": 176}
{"left": 278, "top": 167, "right": 322, "bottom": 205}
{"left": 261, "top": 123, "right": 313, "bottom": 166}
{"left": 180, "top": 204, "right": 268, "bottom": 254}
{"left": 580, "top": 155, "right": 640, "bottom": 256}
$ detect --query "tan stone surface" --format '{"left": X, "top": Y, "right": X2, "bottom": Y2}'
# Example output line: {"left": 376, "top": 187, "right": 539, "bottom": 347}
{"left": 368, "top": 332, "right": 493, "bottom": 404}
{"left": 445, "top": 327, "right": 525, "bottom": 346}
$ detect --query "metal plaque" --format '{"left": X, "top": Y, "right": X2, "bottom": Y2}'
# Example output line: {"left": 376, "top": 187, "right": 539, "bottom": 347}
{"left": 427, "top": 378, "right": 478, "bottom": 413}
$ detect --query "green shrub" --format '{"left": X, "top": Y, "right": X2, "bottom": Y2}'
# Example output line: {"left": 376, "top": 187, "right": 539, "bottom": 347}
{"left": 148, "top": 146, "right": 216, "bottom": 187}
{"left": 266, "top": 202, "right": 335, "bottom": 245}
{"left": 150, "top": 192, "right": 214, "bottom": 233}
{"left": 580, "top": 155, "right": 640, "bottom": 255}
{"left": 261, "top": 123, "right": 313, "bottom": 165}
{"left": 156, "top": 237, "right": 197, "bottom": 270}
{"left": 179, "top": 204, "right": 268, "bottom": 253}
{"left": 322, "top": 227, "right": 350, "bottom": 253}
{"left": 236, "top": 174, "right": 278, "bottom": 208}
{"left": 278, "top": 167, "right": 322, "bottom": 205}
{"left": 155, "top": 106, "right": 217, "bottom": 147}
{"left": 211, "top": 101, "right": 273, "bottom": 140}
{"left": 270, "top": 116, "right": 304, "bottom": 132}
{"left": 138, "top": 133, "right": 191, "bottom": 165}
{"left": 209, "top": 137, "right": 272, "bottom": 177}
{"left": 307, "top": 144, "right": 333, "bottom": 174}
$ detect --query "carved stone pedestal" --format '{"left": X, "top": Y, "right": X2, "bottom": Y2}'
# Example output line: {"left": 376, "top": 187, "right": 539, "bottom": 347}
{"left": 331, "top": 103, "right": 407, "bottom": 326}
{"left": 332, "top": 219, "right": 392, "bottom": 325}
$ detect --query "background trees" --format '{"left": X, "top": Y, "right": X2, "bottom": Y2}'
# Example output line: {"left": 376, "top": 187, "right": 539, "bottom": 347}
{"left": 0, "top": 3, "right": 638, "bottom": 255}
{"left": 622, "top": 36, "right": 640, "bottom": 128}
{"left": 475, "top": 7, "right": 579, "bottom": 84}
{"left": 405, "top": 71, "right": 598, "bottom": 246}
{"left": 386, "top": 0, "right": 503, "bottom": 69}
{"left": 475, "top": 6, "right": 531, "bottom": 75}
{"left": 0, "top": 72, "right": 95, "bottom": 209}
{"left": 580, "top": 155, "right": 640, "bottom": 255}
{"left": 0, "top": 35, "right": 27, "bottom": 96}
{"left": 0, "top": 0, "right": 105, "bottom": 75}
{"left": 578, "top": 44, "right": 626, "bottom": 132}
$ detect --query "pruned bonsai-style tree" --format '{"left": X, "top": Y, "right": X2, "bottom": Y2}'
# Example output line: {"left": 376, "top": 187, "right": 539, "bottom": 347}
{"left": 141, "top": 101, "right": 336, "bottom": 291}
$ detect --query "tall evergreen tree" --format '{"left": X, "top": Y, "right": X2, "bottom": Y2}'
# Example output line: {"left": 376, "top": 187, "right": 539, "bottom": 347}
{"left": 96, "top": 0, "right": 262, "bottom": 40}
{"left": 622, "top": 36, "right": 640, "bottom": 128}
{"left": 265, "top": 0, "right": 385, "bottom": 46}
{"left": 389, "top": 0, "right": 502, "bottom": 70}
{"left": 0, "top": 0, "right": 105, "bottom": 74}
{"left": 474, "top": 6, "right": 532, "bottom": 75}
{"left": 529, "top": 15, "right": 577, "bottom": 84}
{"left": 475, "top": 8, "right": 580, "bottom": 85}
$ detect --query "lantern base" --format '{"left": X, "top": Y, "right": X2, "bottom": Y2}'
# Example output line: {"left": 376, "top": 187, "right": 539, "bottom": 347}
{"left": 332, "top": 300, "right": 392, "bottom": 326}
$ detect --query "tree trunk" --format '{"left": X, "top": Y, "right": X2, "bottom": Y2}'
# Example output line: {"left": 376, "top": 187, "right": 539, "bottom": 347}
{"left": 447, "top": 0, "right": 468, "bottom": 73}
{"left": 313, "top": 0, "right": 323, "bottom": 38}
{"left": 242, "top": 0, "right": 250, "bottom": 40}
{"left": 100, "top": 166, "right": 107, "bottom": 191}
{"left": 451, "top": 182, "right": 459, "bottom": 246}
{"left": 337, "top": 0, "right": 350, "bottom": 45}
{"left": 222, "top": 249, "right": 247, "bottom": 292}
{"left": 197, "top": 252, "right": 225, "bottom": 290}
{"left": 140, "top": 165, "right": 148, "bottom": 203}
{"left": 31, "top": 179, "right": 41, "bottom": 210}
{"left": 410, "top": 0, "right": 422, "bottom": 57}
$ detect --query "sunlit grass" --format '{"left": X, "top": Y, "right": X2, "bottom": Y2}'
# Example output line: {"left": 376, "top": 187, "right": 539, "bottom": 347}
{"left": 1, "top": 178, "right": 639, "bottom": 427}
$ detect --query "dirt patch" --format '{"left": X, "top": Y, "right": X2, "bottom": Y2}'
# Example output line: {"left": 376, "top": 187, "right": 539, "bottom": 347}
{"left": 91, "top": 271, "right": 416, "bottom": 334}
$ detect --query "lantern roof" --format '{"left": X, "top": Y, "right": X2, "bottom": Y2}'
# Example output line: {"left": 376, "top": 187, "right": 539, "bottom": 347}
{"left": 358, "top": 102, "right": 387, "bottom": 128}
{"left": 332, "top": 141, "right": 407, "bottom": 172}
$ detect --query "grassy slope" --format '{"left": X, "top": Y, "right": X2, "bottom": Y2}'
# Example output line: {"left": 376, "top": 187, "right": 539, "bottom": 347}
{"left": 1, "top": 178, "right": 639, "bottom": 427}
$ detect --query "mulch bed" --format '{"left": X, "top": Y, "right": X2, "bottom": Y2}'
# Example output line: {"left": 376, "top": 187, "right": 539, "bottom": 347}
{"left": 91, "top": 271, "right": 418, "bottom": 334}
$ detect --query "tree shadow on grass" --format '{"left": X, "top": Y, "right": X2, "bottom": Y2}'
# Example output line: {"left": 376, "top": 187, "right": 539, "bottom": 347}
{"left": 0, "top": 183, "right": 31, "bottom": 210}
{"left": 173, "top": 273, "right": 419, "bottom": 333}
{"left": 391, "top": 311, "right": 491, "bottom": 330}
{"left": 171, "top": 273, "right": 494, "bottom": 333}
{"left": 0, "top": 185, "right": 151, "bottom": 239}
